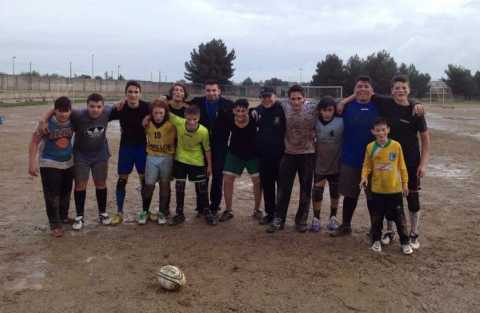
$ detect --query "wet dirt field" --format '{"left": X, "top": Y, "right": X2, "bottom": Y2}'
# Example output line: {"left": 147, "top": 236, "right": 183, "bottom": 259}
{"left": 0, "top": 102, "right": 479, "bottom": 313}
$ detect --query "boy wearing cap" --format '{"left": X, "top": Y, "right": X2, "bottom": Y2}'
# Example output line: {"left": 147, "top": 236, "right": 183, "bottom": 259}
{"left": 251, "top": 87, "right": 286, "bottom": 225}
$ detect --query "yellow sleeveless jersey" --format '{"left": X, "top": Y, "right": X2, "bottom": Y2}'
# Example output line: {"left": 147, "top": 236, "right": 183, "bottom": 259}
{"left": 361, "top": 139, "right": 408, "bottom": 194}
{"left": 145, "top": 120, "right": 176, "bottom": 156}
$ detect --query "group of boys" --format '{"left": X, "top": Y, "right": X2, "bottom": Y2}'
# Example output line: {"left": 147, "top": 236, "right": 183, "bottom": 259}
{"left": 29, "top": 75, "right": 430, "bottom": 255}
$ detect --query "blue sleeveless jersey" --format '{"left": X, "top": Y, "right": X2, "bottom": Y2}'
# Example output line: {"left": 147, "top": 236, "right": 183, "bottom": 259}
{"left": 40, "top": 117, "right": 74, "bottom": 165}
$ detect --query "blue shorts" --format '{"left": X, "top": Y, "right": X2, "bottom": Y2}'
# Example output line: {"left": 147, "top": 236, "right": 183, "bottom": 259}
{"left": 145, "top": 155, "right": 174, "bottom": 184}
{"left": 118, "top": 144, "right": 147, "bottom": 175}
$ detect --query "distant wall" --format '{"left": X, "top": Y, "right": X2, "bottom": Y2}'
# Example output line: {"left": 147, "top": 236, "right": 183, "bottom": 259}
{"left": 0, "top": 74, "right": 262, "bottom": 102}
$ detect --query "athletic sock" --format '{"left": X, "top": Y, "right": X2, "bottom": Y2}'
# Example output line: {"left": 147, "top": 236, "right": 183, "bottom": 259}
{"left": 342, "top": 197, "right": 358, "bottom": 227}
{"left": 96, "top": 188, "right": 107, "bottom": 214}
{"left": 410, "top": 211, "right": 420, "bottom": 235}
{"left": 175, "top": 181, "right": 186, "bottom": 215}
{"left": 195, "top": 181, "right": 209, "bottom": 213}
{"left": 74, "top": 190, "right": 86, "bottom": 217}
{"left": 115, "top": 179, "right": 127, "bottom": 213}
{"left": 330, "top": 206, "right": 338, "bottom": 217}
{"left": 142, "top": 184, "right": 155, "bottom": 212}
{"left": 386, "top": 220, "right": 394, "bottom": 232}
{"left": 313, "top": 209, "right": 320, "bottom": 219}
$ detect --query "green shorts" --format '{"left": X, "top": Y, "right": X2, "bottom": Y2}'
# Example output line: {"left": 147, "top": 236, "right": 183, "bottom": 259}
{"left": 223, "top": 152, "right": 259, "bottom": 177}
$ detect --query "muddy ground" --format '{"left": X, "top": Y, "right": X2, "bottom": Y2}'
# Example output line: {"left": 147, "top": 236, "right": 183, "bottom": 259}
{"left": 0, "top": 102, "right": 479, "bottom": 313}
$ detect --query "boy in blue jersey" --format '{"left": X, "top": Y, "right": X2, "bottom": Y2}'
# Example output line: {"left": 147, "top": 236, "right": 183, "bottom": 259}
{"left": 29, "top": 97, "right": 75, "bottom": 237}
{"left": 109, "top": 81, "right": 151, "bottom": 225}
{"left": 331, "top": 76, "right": 378, "bottom": 237}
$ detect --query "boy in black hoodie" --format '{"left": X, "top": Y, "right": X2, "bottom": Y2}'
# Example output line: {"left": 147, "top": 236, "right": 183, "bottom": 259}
{"left": 252, "top": 87, "right": 286, "bottom": 225}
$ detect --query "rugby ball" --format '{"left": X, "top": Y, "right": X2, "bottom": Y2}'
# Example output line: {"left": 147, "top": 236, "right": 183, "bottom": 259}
{"left": 157, "top": 265, "right": 186, "bottom": 291}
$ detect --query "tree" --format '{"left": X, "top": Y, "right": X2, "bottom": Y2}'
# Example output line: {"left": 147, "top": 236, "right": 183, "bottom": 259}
{"left": 264, "top": 77, "right": 289, "bottom": 86}
{"left": 184, "top": 38, "right": 236, "bottom": 85}
{"left": 311, "top": 54, "right": 346, "bottom": 86}
{"left": 365, "top": 50, "right": 398, "bottom": 94}
{"left": 398, "top": 63, "right": 431, "bottom": 98}
{"left": 78, "top": 74, "right": 91, "bottom": 79}
{"left": 473, "top": 71, "right": 480, "bottom": 97}
{"left": 242, "top": 77, "right": 254, "bottom": 86}
{"left": 118, "top": 74, "right": 126, "bottom": 80}
{"left": 344, "top": 55, "right": 367, "bottom": 94}
{"left": 444, "top": 64, "right": 476, "bottom": 100}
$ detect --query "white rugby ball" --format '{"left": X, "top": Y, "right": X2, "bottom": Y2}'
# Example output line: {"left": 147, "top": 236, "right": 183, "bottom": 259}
{"left": 157, "top": 265, "right": 186, "bottom": 291}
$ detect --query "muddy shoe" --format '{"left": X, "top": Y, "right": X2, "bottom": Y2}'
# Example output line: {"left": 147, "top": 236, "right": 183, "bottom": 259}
{"left": 169, "top": 214, "right": 185, "bottom": 226}
{"left": 219, "top": 210, "right": 234, "bottom": 222}
{"left": 371, "top": 241, "right": 382, "bottom": 253}
{"left": 51, "top": 228, "right": 64, "bottom": 238}
{"left": 309, "top": 219, "right": 321, "bottom": 232}
{"left": 296, "top": 224, "right": 308, "bottom": 233}
{"left": 381, "top": 231, "right": 396, "bottom": 245}
{"left": 330, "top": 224, "right": 352, "bottom": 237}
{"left": 266, "top": 218, "right": 283, "bottom": 233}
{"left": 157, "top": 212, "right": 168, "bottom": 225}
{"left": 252, "top": 209, "right": 263, "bottom": 220}
{"left": 110, "top": 213, "right": 123, "bottom": 225}
{"left": 410, "top": 233, "right": 420, "bottom": 249}
{"left": 326, "top": 216, "right": 339, "bottom": 231}
{"left": 137, "top": 211, "right": 148, "bottom": 225}
{"left": 259, "top": 215, "right": 274, "bottom": 225}
{"left": 205, "top": 210, "right": 218, "bottom": 226}
{"left": 402, "top": 244, "right": 414, "bottom": 255}
{"left": 72, "top": 216, "right": 84, "bottom": 231}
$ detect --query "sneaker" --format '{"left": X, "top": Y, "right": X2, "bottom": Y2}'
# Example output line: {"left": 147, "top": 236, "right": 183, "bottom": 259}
{"left": 51, "top": 228, "right": 64, "bottom": 238}
{"left": 296, "top": 224, "right": 308, "bottom": 233}
{"left": 330, "top": 224, "right": 352, "bottom": 237}
{"left": 410, "top": 233, "right": 420, "bottom": 249}
{"left": 371, "top": 241, "right": 382, "bottom": 253}
{"left": 402, "top": 244, "right": 414, "bottom": 255}
{"left": 72, "top": 216, "right": 84, "bottom": 231}
{"left": 99, "top": 213, "right": 111, "bottom": 225}
{"left": 137, "top": 211, "right": 148, "bottom": 225}
{"left": 266, "top": 218, "right": 283, "bottom": 233}
{"left": 149, "top": 210, "right": 159, "bottom": 222}
{"left": 309, "top": 219, "right": 321, "bottom": 232}
{"left": 381, "top": 231, "right": 395, "bottom": 245}
{"left": 205, "top": 210, "right": 218, "bottom": 226}
{"left": 219, "top": 210, "right": 234, "bottom": 222}
{"left": 110, "top": 213, "right": 123, "bottom": 225}
{"left": 157, "top": 212, "right": 168, "bottom": 225}
{"left": 326, "top": 216, "right": 339, "bottom": 231}
{"left": 169, "top": 214, "right": 185, "bottom": 226}
{"left": 259, "top": 215, "right": 274, "bottom": 225}
{"left": 252, "top": 209, "right": 263, "bottom": 220}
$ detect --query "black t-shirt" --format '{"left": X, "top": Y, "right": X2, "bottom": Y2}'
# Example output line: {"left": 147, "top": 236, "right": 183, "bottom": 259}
{"left": 373, "top": 95, "right": 427, "bottom": 166}
{"left": 109, "top": 100, "right": 150, "bottom": 146}
{"left": 226, "top": 117, "right": 257, "bottom": 160}
{"left": 169, "top": 105, "right": 185, "bottom": 118}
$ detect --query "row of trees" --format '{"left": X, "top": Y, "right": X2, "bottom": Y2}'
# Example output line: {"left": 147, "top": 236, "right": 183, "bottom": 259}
{"left": 311, "top": 51, "right": 431, "bottom": 97}
{"left": 444, "top": 65, "right": 480, "bottom": 100}
{"left": 11, "top": 71, "right": 126, "bottom": 81}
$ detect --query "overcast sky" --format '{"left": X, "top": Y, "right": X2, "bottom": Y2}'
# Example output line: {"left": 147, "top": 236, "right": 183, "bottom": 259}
{"left": 1, "top": 0, "right": 479, "bottom": 83}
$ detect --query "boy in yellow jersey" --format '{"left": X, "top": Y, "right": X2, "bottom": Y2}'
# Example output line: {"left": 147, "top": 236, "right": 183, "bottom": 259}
{"left": 360, "top": 117, "right": 413, "bottom": 255}
{"left": 140, "top": 99, "right": 177, "bottom": 225}
{"left": 167, "top": 105, "right": 213, "bottom": 225}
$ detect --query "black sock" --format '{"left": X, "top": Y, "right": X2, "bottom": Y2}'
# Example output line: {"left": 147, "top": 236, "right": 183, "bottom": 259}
{"left": 175, "top": 181, "right": 186, "bottom": 215}
{"left": 313, "top": 209, "right": 320, "bottom": 219}
{"left": 96, "top": 188, "right": 107, "bottom": 214}
{"left": 342, "top": 197, "right": 358, "bottom": 227}
{"left": 330, "top": 206, "right": 338, "bottom": 217}
{"left": 74, "top": 190, "right": 86, "bottom": 217}
{"left": 142, "top": 185, "right": 155, "bottom": 212}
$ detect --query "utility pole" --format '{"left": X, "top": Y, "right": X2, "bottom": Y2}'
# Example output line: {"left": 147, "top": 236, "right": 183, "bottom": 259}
{"left": 12, "top": 56, "right": 16, "bottom": 75}
{"left": 150, "top": 72, "right": 153, "bottom": 81}
{"left": 117, "top": 65, "right": 120, "bottom": 79}
{"left": 91, "top": 54, "right": 95, "bottom": 78}
{"left": 29, "top": 62, "right": 32, "bottom": 74}
{"left": 158, "top": 70, "right": 161, "bottom": 83}
{"left": 69, "top": 61, "right": 72, "bottom": 80}
{"left": 299, "top": 67, "right": 303, "bottom": 84}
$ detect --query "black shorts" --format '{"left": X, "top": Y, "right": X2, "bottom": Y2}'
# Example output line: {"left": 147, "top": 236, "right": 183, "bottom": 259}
{"left": 173, "top": 161, "right": 207, "bottom": 182}
{"left": 314, "top": 173, "right": 340, "bottom": 184}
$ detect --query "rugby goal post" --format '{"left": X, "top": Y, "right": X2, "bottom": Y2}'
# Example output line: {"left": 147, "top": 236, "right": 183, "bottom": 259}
{"left": 429, "top": 86, "right": 450, "bottom": 105}
{"left": 277, "top": 85, "right": 343, "bottom": 100}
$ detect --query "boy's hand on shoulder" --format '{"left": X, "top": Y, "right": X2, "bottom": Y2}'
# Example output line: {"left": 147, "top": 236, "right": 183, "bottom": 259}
{"left": 115, "top": 97, "right": 127, "bottom": 111}
{"left": 36, "top": 120, "right": 49, "bottom": 136}
{"left": 142, "top": 115, "right": 151, "bottom": 128}
{"left": 413, "top": 102, "right": 425, "bottom": 116}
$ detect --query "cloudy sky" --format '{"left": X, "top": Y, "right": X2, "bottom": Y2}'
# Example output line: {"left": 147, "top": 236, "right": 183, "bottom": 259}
{"left": 1, "top": 0, "right": 479, "bottom": 83}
